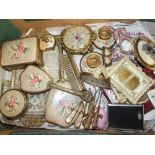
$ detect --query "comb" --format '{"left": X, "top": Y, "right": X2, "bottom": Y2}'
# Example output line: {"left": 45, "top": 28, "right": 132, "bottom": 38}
{"left": 63, "top": 51, "right": 85, "bottom": 91}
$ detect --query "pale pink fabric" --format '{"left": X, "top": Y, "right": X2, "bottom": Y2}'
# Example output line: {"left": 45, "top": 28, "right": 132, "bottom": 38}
{"left": 97, "top": 107, "right": 107, "bottom": 130}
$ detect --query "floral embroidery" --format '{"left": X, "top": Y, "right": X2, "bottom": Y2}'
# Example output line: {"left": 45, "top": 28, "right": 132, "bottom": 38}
{"left": 7, "top": 41, "right": 28, "bottom": 60}
{"left": 4, "top": 95, "right": 19, "bottom": 112}
{"left": 27, "top": 72, "right": 42, "bottom": 88}
{"left": 57, "top": 99, "right": 73, "bottom": 119}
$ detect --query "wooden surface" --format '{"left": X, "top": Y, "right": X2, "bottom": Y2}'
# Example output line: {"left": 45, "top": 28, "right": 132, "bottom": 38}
{"left": 0, "top": 128, "right": 154, "bottom": 135}
{"left": 10, "top": 19, "right": 136, "bottom": 32}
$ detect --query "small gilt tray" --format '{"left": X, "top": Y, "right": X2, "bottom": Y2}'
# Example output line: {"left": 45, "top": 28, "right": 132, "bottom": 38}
{"left": 103, "top": 57, "right": 154, "bottom": 104}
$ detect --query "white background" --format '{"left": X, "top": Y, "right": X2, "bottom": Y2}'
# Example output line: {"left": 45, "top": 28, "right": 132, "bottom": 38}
{"left": 0, "top": 0, "right": 155, "bottom": 155}
{"left": 0, "top": 0, "right": 155, "bottom": 19}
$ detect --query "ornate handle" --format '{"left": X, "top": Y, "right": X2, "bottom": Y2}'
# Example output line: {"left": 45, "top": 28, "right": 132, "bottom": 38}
{"left": 82, "top": 102, "right": 95, "bottom": 126}
{"left": 74, "top": 102, "right": 85, "bottom": 129}
{"left": 84, "top": 105, "right": 95, "bottom": 130}
{"left": 92, "top": 112, "right": 99, "bottom": 129}
{"left": 78, "top": 90, "right": 93, "bottom": 102}
{"left": 65, "top": 104, "right": 80, "bottom": 124}
{"left": 74, "top": 111, "right": 84, "bottom": 129}
{"left": 51, "top": 84, "right": 93, "bottom": 102}
{"left": 92, "top": 105, "right": 101, "bottom": 129}
{"left": 11, "top": 70, "right": 16, "bottom": 89}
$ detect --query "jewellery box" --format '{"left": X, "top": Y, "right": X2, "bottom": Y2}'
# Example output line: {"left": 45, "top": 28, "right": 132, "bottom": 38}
{"left": 1, "top": 37, "right": 42, "bottom": 70}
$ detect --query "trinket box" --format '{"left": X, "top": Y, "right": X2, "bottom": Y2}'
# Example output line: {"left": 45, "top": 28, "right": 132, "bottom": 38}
{"left": 1, "top": 37, "right": 42, "bottom": 70}
{"left": 0, "top": 89, "right": 26, "bottom": 118}
{"left": 94, "top": 26, "right": 115, "bottom": 49}
{"left": 20, "top": 65, "right": 52, "bottom": 93}
{"left": 80, "top": 52, "right": 105, "bottom": 78}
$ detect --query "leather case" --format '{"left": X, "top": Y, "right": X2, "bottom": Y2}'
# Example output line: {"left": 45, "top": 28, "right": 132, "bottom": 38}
{"left": 108, "top": 104, "right": 144, "bottom": 130}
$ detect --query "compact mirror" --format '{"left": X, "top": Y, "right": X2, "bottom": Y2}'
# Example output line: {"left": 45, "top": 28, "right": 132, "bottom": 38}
{"left": 134, "top": 36, "right": 155, "bottom": 70}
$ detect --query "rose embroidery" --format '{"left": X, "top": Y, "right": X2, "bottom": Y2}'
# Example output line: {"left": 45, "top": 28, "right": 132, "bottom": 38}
{"left": 4, "top": 96, "right": 19, "bottom": 111}
{"left": 7, "top": 41, "right": 28, "bottom": 60}
{"left": 58, "top": 99, "right": 73, "bottom": 119}
{"left": 27, "top": 72, "right": 42, "bottom": 88}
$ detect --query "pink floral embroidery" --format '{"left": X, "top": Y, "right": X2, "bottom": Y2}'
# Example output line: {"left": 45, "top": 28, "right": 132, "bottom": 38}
{"left": 75, "top": 34, "right": 81, "bottom": 40}
{"left": 28, "top": 72, "right": 42, "bottom": 88}
{"left": 6, "top": 96, "right": 17, "bottom": 110}
{"left": 18, "top": 43, "right": 25, "bottom": 52}
{"left": 75, "top": 35, "right": 79, "bottom": 40}
{"left": 59, "top": 100, "right": 73, "bottom": 116}
{"left": 31, "top": 76, "right": 41, "bottom": 85}
{"left": 9, "top": 42, "right": 28, "bottom": 60}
